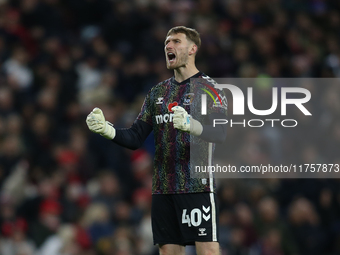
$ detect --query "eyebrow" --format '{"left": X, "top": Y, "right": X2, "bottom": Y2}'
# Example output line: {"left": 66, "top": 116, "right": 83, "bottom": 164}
{"left": 164, "top": 38, "right": 181, "bottom": 45}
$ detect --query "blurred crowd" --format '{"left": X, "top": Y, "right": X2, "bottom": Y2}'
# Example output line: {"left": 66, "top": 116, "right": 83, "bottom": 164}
{"left": 0, "top": 0, "right": 340, "bottom": 255}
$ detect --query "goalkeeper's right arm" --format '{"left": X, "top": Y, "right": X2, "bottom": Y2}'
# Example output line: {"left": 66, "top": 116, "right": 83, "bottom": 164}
{"left": 86, "top": 107, "right": 152, "bottom": 150}
{"left": 86, "top": 108, "right": 116, "bottom": 139}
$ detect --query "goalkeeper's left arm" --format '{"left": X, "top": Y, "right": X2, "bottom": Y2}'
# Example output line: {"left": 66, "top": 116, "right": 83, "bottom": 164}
{"left": 172, "top": 106, "right": 227, "bottom": 143}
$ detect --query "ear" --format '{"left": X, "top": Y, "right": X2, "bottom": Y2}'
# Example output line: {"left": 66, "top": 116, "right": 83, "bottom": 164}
{"left": 189, "top": 44, "right": 198, "bottom": 56}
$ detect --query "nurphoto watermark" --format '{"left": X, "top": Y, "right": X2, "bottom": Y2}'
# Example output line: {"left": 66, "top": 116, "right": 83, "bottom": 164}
{"left": 190, "top": 78, "right": 340, "bottom": 179}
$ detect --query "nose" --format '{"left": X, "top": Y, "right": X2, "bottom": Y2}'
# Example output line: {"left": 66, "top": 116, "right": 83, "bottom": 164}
{"left": 165, "top": 42, "right": 173, "bottom": 51}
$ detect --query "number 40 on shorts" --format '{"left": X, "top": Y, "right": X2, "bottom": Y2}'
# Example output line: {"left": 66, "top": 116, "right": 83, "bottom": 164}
{"left": 182, "top": 206, "right": 211, "bottom": 227}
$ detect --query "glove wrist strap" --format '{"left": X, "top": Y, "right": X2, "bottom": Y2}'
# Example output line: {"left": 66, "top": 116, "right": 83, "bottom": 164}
{"left": 101, "top": 121, "right": 116, "bottom": 140}
{"left": 190, "top": 118, "right": 203, "bottom": 136}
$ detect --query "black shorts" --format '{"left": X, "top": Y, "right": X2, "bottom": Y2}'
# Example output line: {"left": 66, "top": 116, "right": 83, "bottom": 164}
{"left": 151, "top": 192, "right": 219, "bottom": 245}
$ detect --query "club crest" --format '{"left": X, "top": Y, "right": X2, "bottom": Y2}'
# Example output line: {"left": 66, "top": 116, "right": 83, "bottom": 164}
{"left": 183, "top": 93, "right": 194, "bottom": 105}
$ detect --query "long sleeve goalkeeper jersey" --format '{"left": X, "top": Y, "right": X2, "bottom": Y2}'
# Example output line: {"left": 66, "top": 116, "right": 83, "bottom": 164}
{"left": 113, "top": 72, "right": 228, "bottom": 194}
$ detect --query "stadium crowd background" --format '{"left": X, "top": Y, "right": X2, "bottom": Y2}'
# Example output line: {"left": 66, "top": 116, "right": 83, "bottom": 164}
{"left": 0, "top": 0, "right": 340, "bottom": 254}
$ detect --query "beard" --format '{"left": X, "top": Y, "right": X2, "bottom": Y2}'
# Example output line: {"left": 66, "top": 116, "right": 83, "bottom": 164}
{"left": 166, "top": 51, "right": 189, "bottom": 70}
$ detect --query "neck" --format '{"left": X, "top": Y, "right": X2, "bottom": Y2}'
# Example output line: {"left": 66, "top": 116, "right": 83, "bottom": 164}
{"left": 174, "top": 64, "right": 199, "bottom": 83}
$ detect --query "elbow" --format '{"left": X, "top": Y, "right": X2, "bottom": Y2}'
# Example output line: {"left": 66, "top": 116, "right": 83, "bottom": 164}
{"left": 112, "top": 137, "right": 143, "bottom": 150}
{"left": 198, "top": 134, "right": 226, "bottom": 144}
{"left": 217, "top": 131, "right": 227, "bottom": 144}
{"left": 128, "top": 140, "right": 144, "bottom": 150}
{"left": 218, "top": 130, "right": 227, "bottom": 143}
{"left": 129, "top": 145, "right": 142, "bottom": 150}
{"left": 214, "top": 138, "right": 226, "bottom": 144}
{"left": 215, "top": 125, "right": 227, "bottom": 144}
{"left": 200, "top": 125, "right": 227, "bottom": 143}
{"left": 212, "top": 134, "right": 227, "bottom": 144}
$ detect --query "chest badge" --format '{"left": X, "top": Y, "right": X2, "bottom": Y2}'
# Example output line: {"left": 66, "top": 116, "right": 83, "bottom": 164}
{"left": 183, "top": 93, "right": 194, "bottom": 105}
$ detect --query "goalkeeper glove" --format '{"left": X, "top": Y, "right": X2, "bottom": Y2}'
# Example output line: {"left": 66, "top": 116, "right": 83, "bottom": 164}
{"left": 86, "top": 107, "right": 116, "bottom": 139}
{"left": 172, "top": 106, "right": 203, "bottom": 136}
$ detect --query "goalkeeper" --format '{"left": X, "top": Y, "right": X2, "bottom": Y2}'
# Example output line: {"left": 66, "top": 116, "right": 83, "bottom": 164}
{"left": 86, "top": 26, "right": 227, "bottom": 255}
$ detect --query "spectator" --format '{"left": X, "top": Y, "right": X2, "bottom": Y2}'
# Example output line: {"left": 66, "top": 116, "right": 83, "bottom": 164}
{"left": 255, "top": 197, "right": 298, "bottom": 255}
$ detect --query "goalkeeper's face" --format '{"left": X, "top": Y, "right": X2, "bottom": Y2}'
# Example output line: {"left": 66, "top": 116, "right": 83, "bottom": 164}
{"left": 164, "top": 33, "right": 194, "bottom": 70}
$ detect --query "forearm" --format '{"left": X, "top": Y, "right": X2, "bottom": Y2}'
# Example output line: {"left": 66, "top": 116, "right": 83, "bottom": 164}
{"left": 199, "top": 124, "right": 227, "bottom": 143}
{"left": 113, "top": 120, "right": 153, "bottom": 150}
{"left": 198, "top": 113, "right": 227, "bottom": 143}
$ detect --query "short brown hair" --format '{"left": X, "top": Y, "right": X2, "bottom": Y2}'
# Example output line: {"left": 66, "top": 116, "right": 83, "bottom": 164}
{"left": 167, "top": 26, "right": 201, "bottom": 51}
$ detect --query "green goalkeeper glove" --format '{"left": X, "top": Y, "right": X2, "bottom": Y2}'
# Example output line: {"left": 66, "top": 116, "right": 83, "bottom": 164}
{"left": 172, "top": 106, "right": 203, "bottom": 136}
{"left": 86, "top": 107, "right": 116, "bottom": 139}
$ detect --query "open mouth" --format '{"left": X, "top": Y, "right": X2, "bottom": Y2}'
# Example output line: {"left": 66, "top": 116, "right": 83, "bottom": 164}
{"left": 167, "top": 52, "right": 176, "bottom": 63}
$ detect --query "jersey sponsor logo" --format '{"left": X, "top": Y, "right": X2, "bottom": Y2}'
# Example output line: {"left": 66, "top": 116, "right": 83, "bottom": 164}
{"left": 156, "top": 101, "right": 177, "bottom": 124}
{"left": 156, "top": 97, "right": 164, "bottom": 104}
{"left": 155, "top": 113, "right": 174, "bottom": 124}
{"left": 183, "top": 93, "right": 194, "bottom": 105}
{"left": 168, "top": 101, "right": 178, "bottom": 112}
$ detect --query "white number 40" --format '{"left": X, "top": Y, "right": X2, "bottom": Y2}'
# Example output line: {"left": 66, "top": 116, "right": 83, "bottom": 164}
{"left": 182, "top": 208, "right": 202, "bottom": 227}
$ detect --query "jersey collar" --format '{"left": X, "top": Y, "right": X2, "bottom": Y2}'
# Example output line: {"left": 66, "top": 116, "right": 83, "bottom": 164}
{"left": 172, "top": 71, "right": 203, "bottom": 85}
